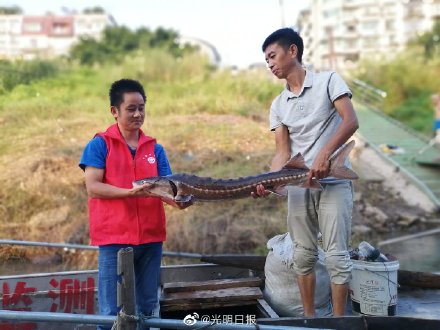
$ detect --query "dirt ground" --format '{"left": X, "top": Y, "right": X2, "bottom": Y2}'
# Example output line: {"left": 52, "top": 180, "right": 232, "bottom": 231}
{"left": 352, "top": 180, "right": 439, "bottom": 242}
{"left": 350, "top": 139, "right": 440, "bottom": 246}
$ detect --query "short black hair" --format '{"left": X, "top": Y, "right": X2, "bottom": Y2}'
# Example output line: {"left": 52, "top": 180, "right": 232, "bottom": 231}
{"left": 262, "top": 28, "right": 304, "bottom": 63}
{"left": 109, "top": 79, "right": 146, "bottom": 108}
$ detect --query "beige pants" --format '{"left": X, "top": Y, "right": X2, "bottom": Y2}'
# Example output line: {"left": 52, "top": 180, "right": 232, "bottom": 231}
{"left": 287, "top": 181, "right": 354, "bottom": 285}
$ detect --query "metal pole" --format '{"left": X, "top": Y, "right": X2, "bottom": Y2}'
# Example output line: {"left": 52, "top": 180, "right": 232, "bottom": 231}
{"left": 141, "top": 317, "right": 328, "bottom": 330}
{"left": 0, "top": 239, "right": 98, "bottom": 250}
{"left": 117, "top": 247, "right": 136, "bottom": 330}
{"left": 0, "top": 310, "right": 331, "bottom": 329}
{"left": 0, "top": 310, "right": 114, "bottom": 325}
{"left": 0, "top": 239, "right": 202, "bottom": 258}
{"left": 162, "top": 251, "right": 202, "bottom": 258}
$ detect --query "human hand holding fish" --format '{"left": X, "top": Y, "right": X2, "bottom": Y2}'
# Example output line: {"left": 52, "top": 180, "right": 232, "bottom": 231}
{"left": 130, "top": 182, "right": 193, "bottom": 209}
{"left": 132, "top": 141, "right": 358, "bottom": 209}
{"left": 130, "top": 182, "right": 156, "bottom": 196}
{"left": 306, "top": 149, "right": 331, "bottom": 185}
{"left": 251, "top": 184, "right": 285, "bottom": 199}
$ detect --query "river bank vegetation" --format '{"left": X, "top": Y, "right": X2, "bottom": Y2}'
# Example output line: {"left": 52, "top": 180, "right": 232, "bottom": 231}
{"left": 352, "top": 21, "right": 440, "bottom": 136}
{"left": 0, "top": 23, "right": 438, "bottom": 270}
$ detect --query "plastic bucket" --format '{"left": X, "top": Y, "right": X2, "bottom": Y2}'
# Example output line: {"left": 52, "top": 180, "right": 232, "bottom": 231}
{"left": 349, "top": 259, "right": 399, "bottom": 316}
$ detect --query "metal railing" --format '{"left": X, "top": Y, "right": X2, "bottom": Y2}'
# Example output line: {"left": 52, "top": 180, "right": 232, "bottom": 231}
{"left": 349, "top": 78, "right": 436, "bottom": 144}
{"left": 0, "top": 239, "right": 202, "bottom": 259}
{"left": 349, "top": 78, "right": 387, "bottom": 111}
{"left": 0, "top": 310, "right": 330, "bottom": 330}
{"left": 0, "top": 246, "right": 329, "bottom": 330}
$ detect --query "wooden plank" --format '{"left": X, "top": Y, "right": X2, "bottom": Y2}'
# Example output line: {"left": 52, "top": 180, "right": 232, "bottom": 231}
{"left": 162, "top": 277, "right": 262, "bottom": 293}
{"left": 257, "top": 299, "right": 279, "bottom": 318}
{"left": 398, "top": 270, "right": 440, "bottom": 289}
{"left": 160, "top": 287, "right": 262, "bottom": 305}
{"left": 161, "top": 300, "right": 257, "bottom": 312}
{"left": 201, "top": 254, "right": 266, "bottom": 271}
{"left": 116, "top": 248, "right": 136, "bottom": 330}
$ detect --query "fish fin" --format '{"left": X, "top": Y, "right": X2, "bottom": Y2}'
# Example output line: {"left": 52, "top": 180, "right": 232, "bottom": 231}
{"left": 161, "top": 195, "right": 194, "bottom": 209}
{"left": 175, "top": 199, "right": 194, "bottom": 209}
{"left": 175, "top": 194, "right": 193, "bottom": 203}
{"left": 300, "top": 178, "right": 323, "bottom": 190}
{"left": 331, "top": 167, "right": 358, "bottom": 179}
{"left": 282, "top": 153, "right": 309, "bottom": 170}
{"left": 329, "top": 140, "right": 359, "bottom": 180}
{"left": 268, "top": 186, "right": 288, "bottom": 196}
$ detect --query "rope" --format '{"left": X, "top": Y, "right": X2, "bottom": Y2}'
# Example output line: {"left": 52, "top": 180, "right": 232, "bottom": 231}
{"left": 110, "top": 319, "right": 118, "bottom": 330}
{"left": 358, "top": 262, "right": 398, "bottom": 315}
{"left": 139, "top": 313, "right": 157, "bottom": 323}
{"left": 110, "top": 310, "right": 140, "bottom": 330}
{"left": 360, "top": 265, "right": 400, "bottom": 287}
{"left": 120, "top": 310, "right": 140, "bottom": 322}
{"left": 383, "top": 262, "right": 394, "bottom": 310}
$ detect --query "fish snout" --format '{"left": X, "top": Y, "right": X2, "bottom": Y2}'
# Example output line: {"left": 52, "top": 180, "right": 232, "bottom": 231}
{"left": 133, "top": 178, "right": 156, "bottom": 188}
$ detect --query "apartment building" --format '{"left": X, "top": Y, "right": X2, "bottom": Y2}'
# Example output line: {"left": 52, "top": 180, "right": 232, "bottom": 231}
{"left": 0, "top": 13, "right": 116, "bottom": 60}
{"left": 297, "top": 0, "right": 440, "bottom": 71}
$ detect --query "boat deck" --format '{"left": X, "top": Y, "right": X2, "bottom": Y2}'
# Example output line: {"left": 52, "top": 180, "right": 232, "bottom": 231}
{"left": 1, "top": 265, "right": 439, "bottom": 322}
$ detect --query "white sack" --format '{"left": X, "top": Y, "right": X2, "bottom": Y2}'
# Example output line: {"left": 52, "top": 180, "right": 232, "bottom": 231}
{"left": 263, "top": 232, "right": 332, "bottom": 316}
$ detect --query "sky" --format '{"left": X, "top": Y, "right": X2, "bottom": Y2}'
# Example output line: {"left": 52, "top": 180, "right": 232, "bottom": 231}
{"left": 4, "top": 0, "right": 310, "bottom": 68}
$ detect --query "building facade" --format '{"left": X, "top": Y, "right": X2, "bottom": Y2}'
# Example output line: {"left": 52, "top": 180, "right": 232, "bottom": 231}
{"left": 297, "top": 0, "right": 440, "bottom": 71}
{"left": 0, "top": 13, "right": 116, "bottom": 60}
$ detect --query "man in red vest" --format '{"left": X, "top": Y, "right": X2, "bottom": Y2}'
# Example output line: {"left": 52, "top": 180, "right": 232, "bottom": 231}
{"left": 79, "top": 79, "right": 188, "bottom": 329}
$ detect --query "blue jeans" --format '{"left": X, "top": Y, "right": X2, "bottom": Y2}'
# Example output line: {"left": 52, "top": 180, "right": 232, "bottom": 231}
{"left": 97, "top": 242, "right": 162, "bottom": 330}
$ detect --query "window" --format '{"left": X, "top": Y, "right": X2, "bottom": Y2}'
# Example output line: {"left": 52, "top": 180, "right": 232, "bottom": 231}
{"left": 361, "top": 20, "right": 378, "bottom": 32}
{"left": 362, "top": 37, "right": 377, "bottom": 48}
{"left": 323, "top": 8, "right": 340, "bottom": 19}
{"left": 345, "top": 54, "right": 359, "bottom": 62}
{"left": 345, "top": 39, "right": 358, "bottom": 48}
{"left": 23, "top": 22, "right": 42, "bottom": 33}
{"left": 52, "top": 23, "right": 69, "bottom": 35}
{"left": 386, "top": 20, "right": 395, "bottom": 30}
{"left": 347, "top": 25, "right": 356, "bottom": 33}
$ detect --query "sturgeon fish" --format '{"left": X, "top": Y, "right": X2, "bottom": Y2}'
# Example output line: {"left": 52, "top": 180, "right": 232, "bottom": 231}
{"left": 133, "top": 140, "right": 358, "bottom": 206}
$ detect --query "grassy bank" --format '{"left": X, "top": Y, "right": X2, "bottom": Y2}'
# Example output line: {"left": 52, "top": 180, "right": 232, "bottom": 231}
{"left": 0, "top": 50, "right": 286, "bottom": 267}
{"left": 352, "top": 48, "right": 440, "bottom": 137}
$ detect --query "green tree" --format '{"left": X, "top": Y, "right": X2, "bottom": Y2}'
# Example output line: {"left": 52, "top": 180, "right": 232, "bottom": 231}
{"left": 103, "top": 26, "right": 139, "bottom": 52}
{"left": 82, "top": 6, "right": 106, "bottom": 14}
{"left": 149, "top": 27, "right": 188, "bottom": 57}
{"left": 0, "top": 6, "right": 22, "bottom": 14}
{"left": 414, "top": 21, "right": 440, "bottom": 59}
{"left": 70, "top": 37, "right": 112, "bottom": 65}
{"left": 0, "top": 59, "right": 58, "bottom": 92}
{"left": 352, "top": 20, "right": 440, "bottom": 136}
{"left": 70, "top": 25, "right": 195, "bottom": 65}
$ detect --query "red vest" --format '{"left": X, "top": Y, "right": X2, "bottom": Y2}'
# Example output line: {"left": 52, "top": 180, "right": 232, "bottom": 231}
{"left": 88, "top": 124, "right": 166, "bottom": 245}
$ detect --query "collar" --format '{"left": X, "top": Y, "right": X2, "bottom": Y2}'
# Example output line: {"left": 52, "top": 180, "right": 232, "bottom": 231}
{"left": 104, "top": 123, "right": 155, "bottom": 145}
{"left": 284, "top": 69, "right": 313, "bottom": 100}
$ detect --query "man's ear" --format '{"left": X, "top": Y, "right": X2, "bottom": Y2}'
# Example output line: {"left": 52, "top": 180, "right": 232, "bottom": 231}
{"left": 289, "top": 44, "right": 298, "bottom": 59}
{"left": 110, "top": 106, "right": 119, "bottom": 120}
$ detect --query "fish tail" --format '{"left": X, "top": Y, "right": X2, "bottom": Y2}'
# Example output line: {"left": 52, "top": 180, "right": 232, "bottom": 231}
{"left": 329, "top": 140, "right": 359, "bottom": 180}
